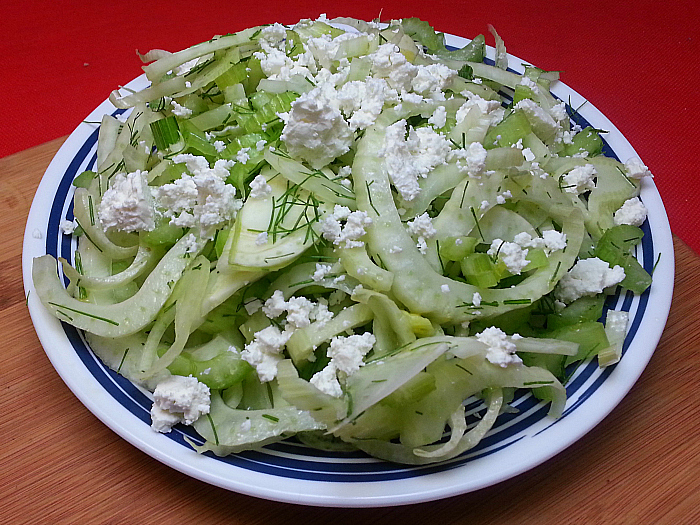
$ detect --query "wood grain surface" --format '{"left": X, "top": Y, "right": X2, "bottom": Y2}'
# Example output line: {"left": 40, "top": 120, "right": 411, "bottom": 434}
{"left": 1, "top": 139, "right": 698, "bottom": 524}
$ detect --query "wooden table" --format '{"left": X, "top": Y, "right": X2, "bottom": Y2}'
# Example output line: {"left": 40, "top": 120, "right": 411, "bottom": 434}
{"left": 2, "top": 139, "right": 698, "bottom": 524}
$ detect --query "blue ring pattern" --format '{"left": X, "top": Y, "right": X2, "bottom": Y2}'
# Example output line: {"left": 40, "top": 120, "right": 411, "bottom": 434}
{"left": 46, "top": 73, "right": 654, "bottom": 482}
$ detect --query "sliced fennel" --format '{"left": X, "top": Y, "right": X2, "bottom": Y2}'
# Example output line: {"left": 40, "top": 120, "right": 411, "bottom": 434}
{"left": 32, "top": 15, "right": 653, "bottom": 466}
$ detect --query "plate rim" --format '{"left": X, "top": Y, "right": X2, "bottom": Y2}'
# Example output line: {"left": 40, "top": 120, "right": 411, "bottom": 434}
{"left": 22, "top": 31, "right": 675, "bottom": 507}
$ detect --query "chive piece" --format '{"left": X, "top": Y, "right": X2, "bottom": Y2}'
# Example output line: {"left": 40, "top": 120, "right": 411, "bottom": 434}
{"left": 206, "top": 413, "right": 220, "bottom": 445}
{"left": 262, "top": 414, "right": 279, "bottom": 422}
{"left": 47, "top": 302, "right": 120, "bottom": 325}
{"left": 117, "top": 349, "right": 129, "bottom": 373}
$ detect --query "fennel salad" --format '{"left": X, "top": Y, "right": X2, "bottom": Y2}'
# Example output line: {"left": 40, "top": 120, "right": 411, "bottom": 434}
{"left": 32, "top": 16, "right": 654, "bottom": 465}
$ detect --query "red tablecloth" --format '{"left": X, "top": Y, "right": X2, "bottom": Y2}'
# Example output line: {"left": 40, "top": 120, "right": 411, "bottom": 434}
{"left": 3, "top": 0, "right": 698, "bottom": 253}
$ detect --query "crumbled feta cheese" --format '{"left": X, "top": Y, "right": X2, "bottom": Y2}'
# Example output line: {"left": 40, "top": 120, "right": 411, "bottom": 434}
{"left": 310, "top": 332, "right": 376, "bottom": 397}
{"left": 472, "top": 292, "right": 482, "bottom": 306}
{"left": 236, "top": 147, "right": 251, "bottom": 164}
{"left": 514, "top": 230, "right": 567, "bottom": 255}
{"left": 407, "top": 212, "right": 437, "bottom": 254}
{"left": 320, "top": 205, "right": 372, "bottom": 248}
{"left": 256, "top": 139, "right": 267, "bottom": 151}
{"left": 241, "top": 325, "right": 291, "bottom": 382}
{"left": 170, "top": 100, "right": 193, "bottom": 118}
{"left": 411, "top": 63, "right": 456, "bottom": 97}
{"left": 428, "top": 105, "right": 447, "bottom": 128}
{"left": 213, "top": 140, "right": 226, "bottom": 153}
{"left": 153, "top": 155, "right": 241, "bottom": 239}
{"left": 541, "top": 229, "right": 568, "bottom": 253}
{"left": 456, "top": 91, "right": 504, "bottom": 126}
{"left": 262, "top": 290, "right": 334, "bottom": 331}
{"left": 310, "top": 362, "right": 343, "bottom": 397}
{"left": 555, "top": 257, "right": 626, "bottom": 304}
{"left": 562, "top": 164, "right": 597, "bottom": 194}
{"left": 488, "top": 238, "right": 530, "bottom": 275}
{"left": 441, "top": 284, "right": 450, "bottom": 293}
{"left": 369, "top": 43, "right": 418, "bottom": 92}
{"left": 624, "top": 157, "right": 653, "bottom": 179}
{"left": 327, "top": 333, "right": 376, "bottom": 375}
{"left": 549, "top": 102, "right": 568, "bottom": 122}
{"left": 99, "top": 170, "right": 155, "bottom": 232}
{"left": 613, "top": 197, "right": 648, "bottom": 227}
{"left": 150, "top": 375, "right": 211, "bottom": 433}
{"left": 476, "top": 326, "right": 523, "bottom": 367}
{"left": 453, "top": 142, "right": 488, "bottom": 178}
{"left": 495, "top": 190, "right": 512, "bottom": 205}
{"left": 306, "top": 31, "right": 374, "bottom": 70}
{"left": 388, "top": 245, "right": 403, "bottom": 254}
{"left": 255, "top": 231, "right": 268, "bottom": 245}
{"left": 381, "top": 119, "right": 452, "bottom": 201}
{"left": 262, "top": 289, "right": 288, "bottom": 318}
{"left": 312, "top": 263, "right": 333, "bottom": 282}
{"left": 32, "top": 228, "right": 42, "bottom": 239}
{"left": 59, "top": 219, "right": 78, "bottom": 235}
{"left": 259, "top": 23, "right": 287, "bottom": 46}
{"left": 336, "top": 77, "right": 398, "bottom": 130}
{"left": 281, "top": 84, "right": 353, "bottom": 169}
{"left": 249, "top": 174, "right": 272, "bottom": 199}
{"left": 519, "top": 76, "right": 539, "bottom": 94}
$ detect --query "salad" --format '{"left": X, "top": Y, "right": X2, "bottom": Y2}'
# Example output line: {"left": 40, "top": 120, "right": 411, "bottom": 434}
{"left": 32, "top": 16, "right": 653, "bottom": 465}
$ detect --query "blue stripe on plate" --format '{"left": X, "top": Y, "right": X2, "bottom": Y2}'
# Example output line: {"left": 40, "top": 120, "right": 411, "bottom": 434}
{"left": 44, "top": 82, "right": 653, "bottom": 482}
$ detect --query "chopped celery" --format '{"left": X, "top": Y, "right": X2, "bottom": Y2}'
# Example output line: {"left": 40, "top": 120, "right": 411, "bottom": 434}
{"left": 33, "top": 16, "right": 654, "bottom": 465}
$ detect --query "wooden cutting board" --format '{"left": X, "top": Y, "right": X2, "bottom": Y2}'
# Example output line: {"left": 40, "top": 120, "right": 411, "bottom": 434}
{"left": 2, "top": 138, "right": 698, "bottom": 524}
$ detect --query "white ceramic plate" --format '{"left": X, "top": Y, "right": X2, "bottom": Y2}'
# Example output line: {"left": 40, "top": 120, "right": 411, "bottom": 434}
{"left": 22, "top": 32, "right": 674, "bottom": 507}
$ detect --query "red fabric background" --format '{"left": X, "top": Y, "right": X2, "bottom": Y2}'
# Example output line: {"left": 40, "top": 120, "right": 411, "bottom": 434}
{"left": 3, "top": 0, "right": 698, "bottom": 253}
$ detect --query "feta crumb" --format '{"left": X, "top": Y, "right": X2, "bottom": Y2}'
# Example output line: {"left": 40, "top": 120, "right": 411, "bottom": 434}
{"left": 213, "top": 140, "right": 226, "bottom": 153}
{"left": 428, "top": 105, "right": 447, "bottom": 128}
{"left": 487, "top": 238, "right": 530, "bottom": 275}
{"left": 613, "top": 197, "right": 648, "bottom": 227}
{"left": 255, "top": 231, "right": 268, "bottom": 245}
{"left": 441, "top": 284, "right": 450, "bottom": 293}
{"left": 472, "top": 292, "right": 482, "bottom": 306}
{"left": 320, "top": 204, "right": 372, "bottom": 248}
{"left": 32, "top": 229, "right": 43, "bottom": 239}
{"left": 59, "top": 219, "right": 78, "bottom": 235}
{"left": 453, "top": 142, "right": 488, "bottom": 178}
{"left": 388, "top": 245, "right": 403, "bottom": 254}
{"left": 262, "top": 289, "right": 288, "bottom": 318}
{"left": 150, "top": 375, "right": 210, "bottom": 433}
{"left": 312, "top": 263, "right": 333, "bottom": 282}
{"left": 327, "top": 333, "right": 376, "bottom": 375}
{"left": 476, "top": 326, "right": 522, "bottom": 367}
{"left": 310, "top": 362, "right": 343, "bottom": 397}
{"left": 249, "top": 174, "right": 272, "bottom": 200}
{"left": 153, "top": 155, "right": 241, "bottom": 239}
{"left": 241, "top": 325, "right": 291, "bottom": 382}
{"left": 256, "top": 139, "right": 267, "bottom": 151}
{"left": 236, "top": 147, "right": 251, "bottom": 164}
{"left": 170, "top": 100, "right": 193, "bottom": 118}
{"left": 99, "top": 170, "right": 155, "bottom": 232}
{"left": 624, "top": 157, "right": 653, "bottom": 179}
{"left": 562, "top": 164, "right": 597, "bottom": 194}
{"left": 555, "top": 257, "right": 626, "bottom": 304}
{"left": 281, "top": 84, "right": 353, "bottom": 169}
{"left": 381, "top": 119, "right": 452, "bottom": 201}
{"left": 407, "top": 212, "right": 437, "bottom": 254}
